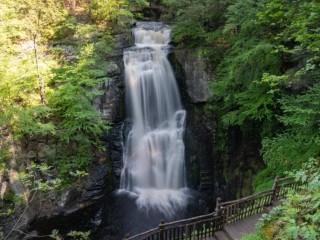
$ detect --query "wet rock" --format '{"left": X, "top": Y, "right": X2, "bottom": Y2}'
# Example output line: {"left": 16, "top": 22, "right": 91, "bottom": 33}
{"left": 81, "top": 165, "right": 108, "bottom": 201}
{"left": 106, "top": 61, "right": 120, "bottom": 76}
{"left": 109, "top": 33, "right": 132, "bottom": 57}
{"left": 93, "top": 34, "right": 127, "bottom": 122}
{"left": 175, "top": 49, "right": 212, "bottom": 103}
{"left": 103, "top": 123, "right": 125, "bottom": 180}
{"left": 93, "top": 75, "right": 125, "bottom": 123}
{"left": 90, "top": 208, "right": 103, "bottom": 227}
{"left": 22, "top": 230, "right": 38, "bottom": 239}
{"left": 170, "top": 51, "right": 217, "bottom": 207}
{"left": 58, "top": 189, "right": 80, "bottom": 208}
{"left": 101, "top": 77, "right": 122, "bottom": 122}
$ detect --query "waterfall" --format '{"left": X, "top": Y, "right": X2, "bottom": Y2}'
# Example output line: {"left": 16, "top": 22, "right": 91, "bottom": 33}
{"left": 119, "top": 22, "right": 188, "bottom": 216}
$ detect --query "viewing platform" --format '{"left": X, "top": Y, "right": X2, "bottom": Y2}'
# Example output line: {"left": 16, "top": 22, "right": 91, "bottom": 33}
{"left": 124, "top": 177, "right": 301, "bottom": 240}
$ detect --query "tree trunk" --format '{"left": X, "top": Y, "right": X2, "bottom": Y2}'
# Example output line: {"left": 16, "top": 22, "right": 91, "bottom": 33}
{"left": 69, "top": 0, "right": 76, "bottom": 11}
{"left": 33, "top": 35, "right": 47, "bottom": 105}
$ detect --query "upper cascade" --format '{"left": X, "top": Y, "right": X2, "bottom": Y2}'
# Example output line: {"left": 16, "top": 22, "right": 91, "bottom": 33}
{"left": 133, "top": 22, "right": 171, "bottom": 46}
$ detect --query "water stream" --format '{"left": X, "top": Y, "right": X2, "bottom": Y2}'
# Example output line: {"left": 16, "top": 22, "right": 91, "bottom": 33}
{"left": 119, "top": 22, "right": 189, "bottom": 216}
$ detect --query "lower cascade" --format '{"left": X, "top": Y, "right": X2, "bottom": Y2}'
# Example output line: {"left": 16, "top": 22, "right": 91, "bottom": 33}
{"left": 119, "top": 22, "right": 189, "bottom": 216}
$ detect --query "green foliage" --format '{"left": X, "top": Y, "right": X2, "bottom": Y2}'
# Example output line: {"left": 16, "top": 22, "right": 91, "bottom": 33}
{"left": 54, "top": 16, "right": 77, "bottom": 40}
{"left": 167, "top": 0, "right": 320, "bottom": 193}
{"left": 49, "top": 229, "right": 60, "bottom": 239}
{"left": 166, "top": 0, "right": 228, "bottom": 45}
{"left": 224, "top": 0, "right": 258, "bottom": 34}
{"left": 88, "top": 0, "right": 148, "bottom": 25}
{"left": 67, "top": 230, "right": 91, "bottom": 240}
{"left": 242, "top": 233, "right": 268, "bottom": 240}
{"left": 262, "top": 133, "right": 320, "bottom": 175}
{"left": 0, "top": 0, "right": 67, "bottom": 44}
{"left": 69, "top": 170, "right": 88, "bottom": 179}
{"left": 49, "top": 229, "right": 90, "bottom": 240}
{"left": 0, "top": 0, "right": 138, "bottom": 237}
{"left": 243, "top": 158, "right": 320, "bottom": 240}
{"left": 261, "top": 82, "right": 320, "bottom": 175}
{"left": 0, "top": 0, "right": 118, "bottom": 185}
{"left": 2, "top": 189, "right": 23, "bottom": 204}
{"left": 50, "top": 44, "right": 108, "bottom": 142}
{"left": 47, "top": 41, "right": 110, "bottom": 179}
{"left": 19, "top": 162, "right": 62, "bottom": 192}
{"left": 90, "top": 0, "right": 129, "bottom": 22}
{"left": 0, "top": 106, "right": 55, "bottom": 140}
{"left": 279, "top": 83, "right": 320, "bottom": 129}
{"left": 0, "top": 0, "right": 62, "bottom": 138}
{"left": 254, "top": 179, "right": 274, "bottom": 193}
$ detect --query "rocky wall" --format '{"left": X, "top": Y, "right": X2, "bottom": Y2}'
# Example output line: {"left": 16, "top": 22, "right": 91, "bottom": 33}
{"left": 171, "top": 47, "right": 264, "bottom": 205}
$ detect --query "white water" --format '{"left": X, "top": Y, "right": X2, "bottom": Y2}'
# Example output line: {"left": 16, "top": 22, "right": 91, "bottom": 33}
{"left": 119, "top": 22, "right": 188, "bottom": 216}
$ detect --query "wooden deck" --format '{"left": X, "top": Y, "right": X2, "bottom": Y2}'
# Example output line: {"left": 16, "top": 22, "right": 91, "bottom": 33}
{"left": 208, "top": 213, "right": 262, "bottom": 240}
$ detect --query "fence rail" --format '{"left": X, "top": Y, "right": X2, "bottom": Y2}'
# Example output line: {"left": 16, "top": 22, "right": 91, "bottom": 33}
{"left": 124, "top": 176, "right": 301, "bottom": 240}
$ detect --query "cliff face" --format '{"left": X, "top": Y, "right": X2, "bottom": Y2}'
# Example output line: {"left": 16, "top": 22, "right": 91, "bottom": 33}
{"left": 171, "top": 47, "right": 264, "bottom": 206}
{"left": 0, "top": 30, "right": 131, "bottom": 239}
{"left": 169, "top": 49, "right": 218, "bottom": 207}
{"left": 174, "top": 49, "right": 211, "bottom": 103}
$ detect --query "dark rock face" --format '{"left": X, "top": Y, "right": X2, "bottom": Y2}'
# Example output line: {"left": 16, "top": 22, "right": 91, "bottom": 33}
{"left": 93, "top": 33, "right": 131, "bottom": 123}
{"left": 183, "top": 103, "right": 223, "bottom": 210}
{"left": 171, "top": 47, "right": 264, "bottom": 204}
{"left": 93, "top": 32, "right": 131, "bottom": 189}
{"left": 175, "top": 49, "right": 212, "bottom": 103}
{"left": 221, "top": 126, "right": 265, "bottom": 199}
{"left": 170, "top": 48, "right": 219, "bottom": 207}
{"left": 5, "top": 164, "right": 111, "bottom": 239}
{"left": 169, "top": 49, "right": 219, "bottom": 209}
{"left": 102, "top": 122, "right": 125, "bottom": 185}
{"left": 81, "top": 165, "right": 109, "bottom": 201}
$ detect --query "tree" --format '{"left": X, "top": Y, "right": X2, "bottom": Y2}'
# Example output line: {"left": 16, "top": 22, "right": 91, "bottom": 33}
{"left": 166, "top": 0, "right": 320, "bottom": 191}
{"left": 5, "top": 0, "right": 67, "bottom": 105}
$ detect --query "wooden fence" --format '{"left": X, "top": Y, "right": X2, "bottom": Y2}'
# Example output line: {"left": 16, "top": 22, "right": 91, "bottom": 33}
{"left": 124, "top": 176, "right": 301, "bottom": 240}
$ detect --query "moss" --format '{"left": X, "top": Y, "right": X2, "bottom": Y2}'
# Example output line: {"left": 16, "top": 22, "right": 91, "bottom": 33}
{"left": 261, "top": 222, "right": 278, "bottom": 239}
{"left": 253, "top": 168, "right": 275, "bottom": 192}
{"left": 254, "top": 179, "right": 273, "bottom": 193}
{"left": 2, "top": 189, "right": 16, "bottom": 204}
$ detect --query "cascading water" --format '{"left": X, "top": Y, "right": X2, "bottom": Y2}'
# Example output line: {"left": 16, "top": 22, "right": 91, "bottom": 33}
{"left": 119, "top": 22, "right": 189, "bottom": 216}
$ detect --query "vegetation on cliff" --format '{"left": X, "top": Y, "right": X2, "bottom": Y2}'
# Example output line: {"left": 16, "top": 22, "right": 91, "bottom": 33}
{"left": 0, "top": 0, "right": 147, "bottom": 237}
{"left": 164, "top": 0, "right": 320, "bottom": 190}
{"left": 1, "top": 0, "right": 319, "bottom": 237}
{"left": 0, "top": 0, "right": 148, "bottom": 181}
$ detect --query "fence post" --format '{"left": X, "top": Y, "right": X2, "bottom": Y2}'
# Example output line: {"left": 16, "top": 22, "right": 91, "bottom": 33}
{"left": 271, "top": 176, "right": 279, "bottom": 204}
{"left": 215, "top": 197, "right": 221, "bottom": 212}
{"left": 159, "top": 219, "right": 165, "bottom": 240}
{"left": 215, "top": 197, "right": 223, "bottom": 229}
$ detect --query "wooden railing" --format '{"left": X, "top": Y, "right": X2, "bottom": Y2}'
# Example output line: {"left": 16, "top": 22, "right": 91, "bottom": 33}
{"left": 124, "top": 213, "right": 222, "bottom": 240}
{"left": 216, "top": 189, "right": 274, "bottom": 225}
{"left": 124, "top": 176, "right": 301, "bottom": 240}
